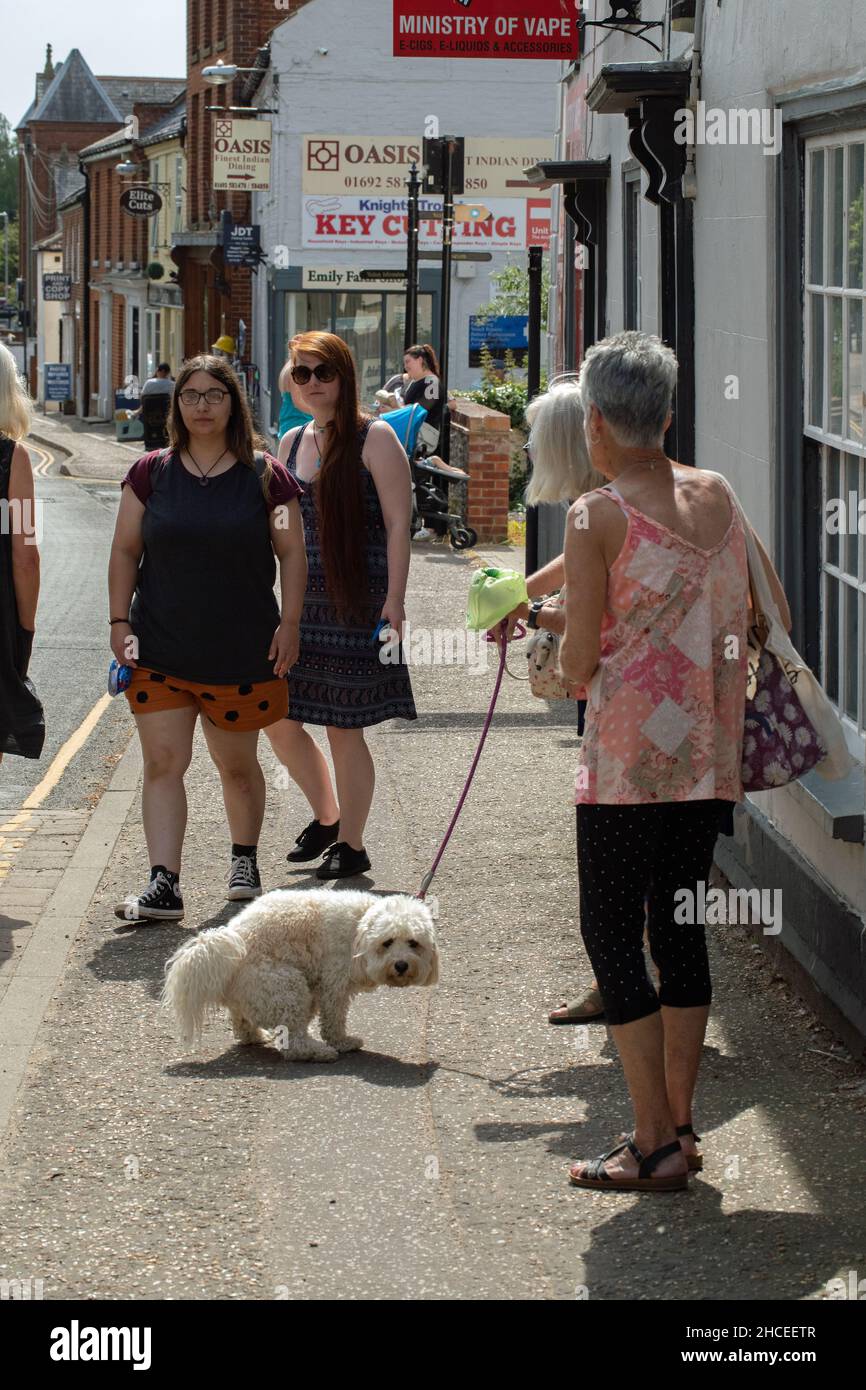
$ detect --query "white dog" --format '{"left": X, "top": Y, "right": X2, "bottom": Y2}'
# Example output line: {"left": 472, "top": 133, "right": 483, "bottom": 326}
{"left": 161, "top": 888, "right": 439, "bottom": 1062}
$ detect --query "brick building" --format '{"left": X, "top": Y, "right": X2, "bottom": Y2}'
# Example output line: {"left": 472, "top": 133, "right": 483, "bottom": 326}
{"left": 176, "top": 0, "right": 316, "bottom": 367}
{"left": 16, "top": 45, "right": 184, "bottom": 400}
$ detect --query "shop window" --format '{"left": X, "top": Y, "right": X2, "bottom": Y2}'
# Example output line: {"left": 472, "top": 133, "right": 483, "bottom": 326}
{"left": 805, "top": 133, "right": 866, "bottom": 748}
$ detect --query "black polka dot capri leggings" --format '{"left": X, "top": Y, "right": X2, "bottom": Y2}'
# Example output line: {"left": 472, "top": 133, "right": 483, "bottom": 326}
{"left": 576, "top": 800, "right": 731, "bottom": 1027}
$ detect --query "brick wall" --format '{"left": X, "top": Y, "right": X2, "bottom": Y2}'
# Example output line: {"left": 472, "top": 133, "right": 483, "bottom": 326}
{"left": 449, "top": 401, "right": 511, "bottom": 543}
{"left": 112, "top": 296, "right": 125, "bottom": 393}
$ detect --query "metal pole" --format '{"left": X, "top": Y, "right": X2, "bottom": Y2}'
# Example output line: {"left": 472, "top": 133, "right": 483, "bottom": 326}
{"left": 1, "top": 213, "right": 7, "bottom": 302}
{"left": 438, "top": 137, "right": 454, "bottom": 463}
{"left": 404, "top": 163, "right": 419, "bottom": 350}
{"left": 525, "top": 244, "right": 543, "bottom": 576}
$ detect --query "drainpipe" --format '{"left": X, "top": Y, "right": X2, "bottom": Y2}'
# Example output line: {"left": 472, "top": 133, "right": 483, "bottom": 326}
{"left": 79, "top": 158, "right": 91, "bottom": 416}
{"left": 682, "top": 0, "right": 706, "bottom": 200}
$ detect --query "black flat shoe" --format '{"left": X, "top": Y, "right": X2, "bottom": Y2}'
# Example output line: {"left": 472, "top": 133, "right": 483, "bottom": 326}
{"left": 316, "top": 842, "right": 371, "bottom": 880}
{"left": 287, "top": 818, "right": 340, "bottom": 862}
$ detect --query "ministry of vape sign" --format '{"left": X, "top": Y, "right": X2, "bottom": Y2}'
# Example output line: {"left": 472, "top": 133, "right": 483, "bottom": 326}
{"left": 392, "top": 1, "right": 580, "bottom": 60}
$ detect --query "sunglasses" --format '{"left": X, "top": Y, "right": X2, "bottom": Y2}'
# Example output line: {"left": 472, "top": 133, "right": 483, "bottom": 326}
{"left": 290, "top": 363, "right": 338, "bottom": 385}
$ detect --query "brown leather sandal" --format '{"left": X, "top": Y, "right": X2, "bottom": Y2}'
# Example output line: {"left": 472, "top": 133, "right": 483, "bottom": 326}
{"left": 569, "top": 1136, "right": 688, "bottom": 1193}
{"left": 616, "top": 1124, "right": 703, "bottom": 1173}
{"left": 548, "top": 985, "right": 605, "bottom": 1025}
{"left": 676, "top": 1123, "right": 703, "bottom": 1173}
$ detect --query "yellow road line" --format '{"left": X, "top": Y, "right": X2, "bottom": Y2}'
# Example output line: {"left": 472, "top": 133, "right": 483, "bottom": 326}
{"left": 21, "top": 694, "right": 113, "bottom": 811}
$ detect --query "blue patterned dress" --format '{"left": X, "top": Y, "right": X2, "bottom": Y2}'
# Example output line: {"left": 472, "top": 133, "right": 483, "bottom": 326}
{"left": 284, "top": 423, "right": 417, "bottom": 729}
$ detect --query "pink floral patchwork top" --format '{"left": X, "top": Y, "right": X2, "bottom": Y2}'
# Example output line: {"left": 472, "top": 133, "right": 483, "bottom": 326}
{"left": 574, "top": 482, "right": 750, "bottom": 806}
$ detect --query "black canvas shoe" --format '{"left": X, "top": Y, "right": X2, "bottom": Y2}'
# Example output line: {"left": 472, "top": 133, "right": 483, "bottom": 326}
{"left": 316, "top": 842, "right": 371, "bottom": 880}
{"left": 286, "top": 818, "right": 340, "bottom": 863}
{"left": 115, "top": 870, "right": 184, "bottom": 922}
{"left": 227, "top": 854, "right": 262, "bottom": 901}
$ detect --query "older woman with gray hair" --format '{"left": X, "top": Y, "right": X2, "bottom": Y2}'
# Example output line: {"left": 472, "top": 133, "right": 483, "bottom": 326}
{"left": 556, "top": 331, "right": 790, "bottom": 1193}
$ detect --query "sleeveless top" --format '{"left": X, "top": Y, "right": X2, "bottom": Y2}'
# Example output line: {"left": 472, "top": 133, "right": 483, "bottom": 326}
{"left": 121, "top": 449, "right": 302, "bottom": 684}
{"left": 573, "top": 479, "right": 750, "bottom": 806}
{"left": 0, "top": 436, "right": 45, "bottom": 758}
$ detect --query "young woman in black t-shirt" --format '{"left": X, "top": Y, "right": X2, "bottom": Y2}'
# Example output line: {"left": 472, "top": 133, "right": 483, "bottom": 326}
{"left": 400, "top": 343, "right": 442, "bottom": 433}
{"left": 108, "top": 355, "right": 307, "bottom": 921}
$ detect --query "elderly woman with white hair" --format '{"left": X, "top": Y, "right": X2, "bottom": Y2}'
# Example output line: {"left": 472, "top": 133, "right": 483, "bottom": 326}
{"left": 552, "top": 331, "right": 790, "bottom": 1193}
{"left": 0, "top": 342, "right": 43, "bottom": 762}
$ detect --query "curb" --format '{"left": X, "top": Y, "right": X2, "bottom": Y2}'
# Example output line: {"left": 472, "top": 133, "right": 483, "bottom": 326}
{"left": 0, "top": 734, "right": 142, "bottom": 1141}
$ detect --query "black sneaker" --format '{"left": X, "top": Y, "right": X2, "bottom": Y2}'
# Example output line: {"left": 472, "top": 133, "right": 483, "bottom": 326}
{"left": 227, "top": 854, "right": 262, "bottom": 901}
{"left": 316, "top": 842, "right": 371, "bottom": 880}
{"left": 115, "top": 870, "right": 184, "bottom": 922}
{"left": 286, "top": 818, "right": 340, "bottom": 863}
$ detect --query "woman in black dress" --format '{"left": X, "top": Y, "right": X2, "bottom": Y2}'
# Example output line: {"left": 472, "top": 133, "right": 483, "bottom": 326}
{"left": 0, "top": 342, "right": 43, "bottom": 765}
{"left": 268, "top": 332, "right": 416, "bottom": 879}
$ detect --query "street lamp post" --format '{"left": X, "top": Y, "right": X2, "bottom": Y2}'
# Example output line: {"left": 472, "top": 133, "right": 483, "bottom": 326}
{"left": 438, "top": 138, "right": 456, "bottom": 463}
{"left": 0, "top": 212, "right": 8, "bottom": 302}
{"left": 404, "top": 164, "right": 420, "bottom": 350}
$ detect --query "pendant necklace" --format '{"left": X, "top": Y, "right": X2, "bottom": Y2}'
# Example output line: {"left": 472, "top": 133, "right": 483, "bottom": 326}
{"left": 186, "top": 446, "right": 228, "bottom": 486}
{"left": 312, "top": 422, "right": 330, "bottom": 470}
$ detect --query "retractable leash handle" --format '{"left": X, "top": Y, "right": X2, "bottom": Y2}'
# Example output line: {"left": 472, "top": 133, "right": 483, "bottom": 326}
{"left": 415, "top": 618, "right": 511, "bottom": 901}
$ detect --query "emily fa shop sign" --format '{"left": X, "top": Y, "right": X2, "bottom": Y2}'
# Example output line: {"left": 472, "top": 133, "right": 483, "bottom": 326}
{"left": 392, "top": 0, "right": 580, "bottom": 60}
{"left": 302, "top": 135, "right": 551, "bottom": 250}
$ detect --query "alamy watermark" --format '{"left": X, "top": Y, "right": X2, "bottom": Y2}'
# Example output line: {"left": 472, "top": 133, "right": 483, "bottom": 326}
{"left": 674, "top": 881, "right": 782, "bottom": 935}
{"left": 0, "top": 497, "right": 42, "bottom": 545}
{"left": 674, "top": 102, "right": 781, "bottom": 157}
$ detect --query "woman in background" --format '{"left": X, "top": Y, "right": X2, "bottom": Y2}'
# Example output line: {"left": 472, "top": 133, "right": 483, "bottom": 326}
{"left": 0, "top": 342, "right": 43, "bottom": 764}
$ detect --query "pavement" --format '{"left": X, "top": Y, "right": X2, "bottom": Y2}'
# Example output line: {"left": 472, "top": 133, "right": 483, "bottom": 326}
{"left": 0, "top": 416, "right": 865, "bottom": 1300}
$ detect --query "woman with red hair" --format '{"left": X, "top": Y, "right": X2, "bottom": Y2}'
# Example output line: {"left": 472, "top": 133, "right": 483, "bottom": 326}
{"left": 266, "top": 332, "right": 416, "bottom": 878}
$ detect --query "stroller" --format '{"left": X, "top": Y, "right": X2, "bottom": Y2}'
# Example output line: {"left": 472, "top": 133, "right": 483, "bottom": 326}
{"left": 379, "top": 403, "right": 478, "bottom": 551}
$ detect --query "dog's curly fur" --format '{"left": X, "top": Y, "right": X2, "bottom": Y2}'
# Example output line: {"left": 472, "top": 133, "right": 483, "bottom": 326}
{"left": 162, "top": 889, "right": 439, "bottom": 1062}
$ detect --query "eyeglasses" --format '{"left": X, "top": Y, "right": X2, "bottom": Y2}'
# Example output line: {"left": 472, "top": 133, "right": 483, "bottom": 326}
{"left": 179, "top": 388, "right": 230, "bottom": 406}
{"left": 290, "top": 362, "right": 338, "bottom": 385}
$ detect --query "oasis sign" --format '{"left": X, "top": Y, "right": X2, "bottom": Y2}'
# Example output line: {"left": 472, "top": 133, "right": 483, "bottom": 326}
{"left": 392, "top": 0, "right": 580, "bottom": 60}
{"left": 213, "top": 118, "right": 272, "bottom": 191}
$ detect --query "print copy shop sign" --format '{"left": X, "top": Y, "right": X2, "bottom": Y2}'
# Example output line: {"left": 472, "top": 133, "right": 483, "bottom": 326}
{"left": 393, "top": 0, "right": 580, "bottom": 60}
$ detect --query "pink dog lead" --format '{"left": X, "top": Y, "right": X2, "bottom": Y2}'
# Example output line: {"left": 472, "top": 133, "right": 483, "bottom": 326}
{"left": 415, "top": 618, "right": 526, "bottom": 900}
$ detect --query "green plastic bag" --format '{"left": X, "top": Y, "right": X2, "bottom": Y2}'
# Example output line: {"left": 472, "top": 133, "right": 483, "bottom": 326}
{"left": 466, "top": 566, "right": 529, "bottom": 631}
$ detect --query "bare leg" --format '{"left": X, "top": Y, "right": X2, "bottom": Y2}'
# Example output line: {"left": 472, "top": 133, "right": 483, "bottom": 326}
{"left": 571, "top": 1012, "right": 687, "bottom": 1181}
{"left": 265, "top": 719, "right": 339, "bottom": 824}
{"left": 135, "top": 706, "right": 198, "bottom": 872}
{"left": 200, "top": 719, "right": 265, "bottom": 845}
{"left": 325, "top": 726, "right": 374, "bottom": 851}
{"left": 662, "top": 1003, "right": 710, "bottom": 1160}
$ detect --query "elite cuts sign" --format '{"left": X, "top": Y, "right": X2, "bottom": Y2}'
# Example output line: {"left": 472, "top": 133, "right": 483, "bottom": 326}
{"left": 393, "top": 0, "right": 580, "bottom": 60}
{"left": 213, "top": 119, "right": 272, "bottom": 191}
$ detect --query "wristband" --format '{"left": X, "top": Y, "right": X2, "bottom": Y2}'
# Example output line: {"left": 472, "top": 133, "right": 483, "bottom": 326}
{"left": 109, "top": 618, "right": 131, "bottom": 625}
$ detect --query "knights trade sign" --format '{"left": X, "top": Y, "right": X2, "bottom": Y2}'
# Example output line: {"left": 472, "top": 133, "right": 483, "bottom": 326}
{"left": 392, "top": 0, "right": 580, "bottom": 60}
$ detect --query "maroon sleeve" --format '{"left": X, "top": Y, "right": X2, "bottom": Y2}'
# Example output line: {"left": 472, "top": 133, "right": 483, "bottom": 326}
{"left": 121, "top": 450, "right": 164, "bottom": 505}
{"left": 266, "top": 455, "right": 304, "bottom": 511}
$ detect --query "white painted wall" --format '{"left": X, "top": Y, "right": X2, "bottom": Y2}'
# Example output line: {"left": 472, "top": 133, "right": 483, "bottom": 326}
{"left": 253, "top": 0, "right": 560, "bottom": 424}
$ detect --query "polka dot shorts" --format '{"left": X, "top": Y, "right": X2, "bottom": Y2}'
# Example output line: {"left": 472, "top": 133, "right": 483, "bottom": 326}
{"left": 124, "top": 667, "right": 288, "bottom": 732}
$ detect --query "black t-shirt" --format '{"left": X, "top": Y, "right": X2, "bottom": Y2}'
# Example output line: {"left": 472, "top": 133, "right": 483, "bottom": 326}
{"left": 121, "top": 449, "right": 302, "bottom": 684}
{"left": 403, "top": 374, "right": 442, "bottom": 429}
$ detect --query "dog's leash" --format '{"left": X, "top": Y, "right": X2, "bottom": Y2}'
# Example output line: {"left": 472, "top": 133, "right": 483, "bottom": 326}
{"left": 415, "top": 618, "right": 525, "bottom": 901}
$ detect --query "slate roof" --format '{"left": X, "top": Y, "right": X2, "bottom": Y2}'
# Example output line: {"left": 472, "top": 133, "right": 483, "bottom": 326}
{"left": 17, "top": 50, "right": 185, "bottom": 130}
{"left": 99, "top": 77, "right": 185, "bottom": 108}
{"left": 25, "top": 49, "right": 122, "bottom": 126}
